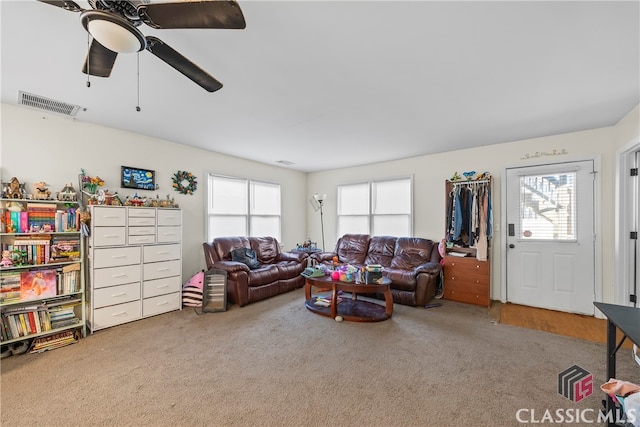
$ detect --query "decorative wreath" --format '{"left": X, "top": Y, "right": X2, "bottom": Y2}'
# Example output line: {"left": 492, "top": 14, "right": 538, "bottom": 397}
{"left": 172, "top": 171, "right": 197, "bottom": 195}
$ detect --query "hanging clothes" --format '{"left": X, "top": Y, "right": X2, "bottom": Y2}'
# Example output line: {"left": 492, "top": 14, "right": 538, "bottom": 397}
{"left": 446, "top": 178, "right": 492, "bottom": 251}
{"left": 476, "top": 187, "right": 489, "bottom": 261}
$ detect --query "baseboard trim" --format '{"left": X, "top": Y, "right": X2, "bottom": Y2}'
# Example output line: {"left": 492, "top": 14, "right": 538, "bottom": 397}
{"left": 492, "top": 301, "right": 632, "bottom": 348}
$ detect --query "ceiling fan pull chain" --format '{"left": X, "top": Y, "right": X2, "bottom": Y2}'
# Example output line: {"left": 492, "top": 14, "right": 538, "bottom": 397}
{"left": 86, "top": 31, "right": 91, "bottom": 88}
{"left": 136, "top": 52, "right": 141, "bottom": 112}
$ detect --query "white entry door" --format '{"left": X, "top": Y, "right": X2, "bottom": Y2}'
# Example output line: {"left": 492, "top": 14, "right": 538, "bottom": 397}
{"left": 505, "top": 160, "right": 596, "bottom": 315}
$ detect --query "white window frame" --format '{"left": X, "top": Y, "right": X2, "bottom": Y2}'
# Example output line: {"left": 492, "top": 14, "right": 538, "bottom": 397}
{"left": 336, "top": 176, "right": 413, "bottom": 238}
{"left": 206, "top": 173, "right": 281, "bottom": 242}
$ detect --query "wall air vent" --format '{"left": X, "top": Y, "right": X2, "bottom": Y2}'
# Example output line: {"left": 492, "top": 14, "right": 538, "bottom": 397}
{"left": 276, "top": 160, "right": 295, "bottom": 166}
{"left": 18, "top": 91, "right": 82, "bottom": 116}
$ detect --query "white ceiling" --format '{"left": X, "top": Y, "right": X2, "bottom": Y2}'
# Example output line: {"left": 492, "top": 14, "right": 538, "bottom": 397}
{"left": 1, "top": 1, "right": 639, "bottom": 172}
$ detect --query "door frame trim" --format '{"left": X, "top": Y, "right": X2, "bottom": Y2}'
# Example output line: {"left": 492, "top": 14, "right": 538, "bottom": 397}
{"left": 614, "top": 138, "right": 640, "bottom": 307}
{"left": 500, "top": 155, "right": 602, "bottom": 315}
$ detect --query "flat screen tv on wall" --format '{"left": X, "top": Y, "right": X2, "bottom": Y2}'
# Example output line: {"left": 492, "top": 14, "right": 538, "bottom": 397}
{"left": 121, "top": 166, "right": 156, "bottom": 191}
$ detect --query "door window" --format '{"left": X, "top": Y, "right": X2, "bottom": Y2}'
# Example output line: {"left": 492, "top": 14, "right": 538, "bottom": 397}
{"left": 519, "top": 172, "right": 576, "bottom": 241}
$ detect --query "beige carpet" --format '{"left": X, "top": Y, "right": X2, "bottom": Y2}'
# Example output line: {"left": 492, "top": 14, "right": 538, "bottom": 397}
{"left": 1, "top": 288, "right": 638, "bottom": 427}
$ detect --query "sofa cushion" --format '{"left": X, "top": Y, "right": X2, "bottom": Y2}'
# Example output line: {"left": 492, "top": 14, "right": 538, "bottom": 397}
{"left": 214, "top": 236, "right": 251, "bottom": 261}
{"left": 250, "top": 236, "right": 280, "bottom": 265}
{"left": 247, "top": 264, "right": 281, "bottom": 287}
{"left": 276, "top": 261, "right": 306, "bottom": 280}
{"left": 364, "top": 236, "right": 397, "bottom": 268}
{"left": 390, "top": 237, "right": 435, "bottom": 270}
{"left": 336, "top": 234, "right": 370, "bottom": 265}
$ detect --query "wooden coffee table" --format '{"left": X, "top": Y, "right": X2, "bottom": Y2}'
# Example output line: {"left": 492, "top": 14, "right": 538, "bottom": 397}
{"left": 304, "top": 275, "right": 393, "bottom": 322}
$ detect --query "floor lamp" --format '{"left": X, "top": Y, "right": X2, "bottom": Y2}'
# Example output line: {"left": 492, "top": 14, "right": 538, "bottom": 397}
{"left": 313, "top": 193, "right": 326, "bottom": 251}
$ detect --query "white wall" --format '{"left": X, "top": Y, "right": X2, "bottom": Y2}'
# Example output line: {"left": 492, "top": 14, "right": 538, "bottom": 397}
{"left": 307, "top": 104, "right": 640, "bottom": 304}
{"left": 0, "top": 104, "right": 308, "bottom": 279}
{"left": 3, "top": 102, "right": 638, "bottom": 304}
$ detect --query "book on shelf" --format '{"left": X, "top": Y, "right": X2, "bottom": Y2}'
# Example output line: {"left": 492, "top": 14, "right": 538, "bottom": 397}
{"left": 26, "top": 202, "right": 56, "bottom": 232}
{"left": 0, "top": 271, "right": 22, "bottom": 303}
{"left": 51, "top": 236, "right": 80, "bottom": 261}
{"left": 20, "top": 269, "right": 57, "bottom": 301}
{"left": 57, "top": 263, "right": 81, "bottom": 294}
{"left": 18, "top": 313, "right": 28, "bottom": 336}
{"left": 9, "top": 211, "right": 20, "bottom": 233}
{"left": 10, "top": 235, "right": 52, "bottom": 265}
{"left": 54, "top": 208, "right": 79, "bottom": 232}
{"left": 0, "top": 306, "right": 56, "bottom": 341}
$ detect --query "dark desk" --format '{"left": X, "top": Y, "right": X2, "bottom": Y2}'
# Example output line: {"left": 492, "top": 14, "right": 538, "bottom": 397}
{"left": 593, "top": 302, "right": 640, "bottom": 426}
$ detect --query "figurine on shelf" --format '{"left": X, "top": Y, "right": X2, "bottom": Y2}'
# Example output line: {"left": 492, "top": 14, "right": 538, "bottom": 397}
{"left": 33, "top": 182, "right": 51, "bottom": 200}
{"left": 111, "top": 192, "right": 123, "bottom": 206}
{"left": 476, "top": 171, "right": 491, "bottom": 180}
{"left": 5, "top": 177, "right": 23, "bottom": 199}
{"left": 57, "top": 183, "right": 77, "bottom": 202}
{"left": 0, "top": 250, "right": 13, "bottom": 267}
{"left": 96, "top": 189, "right": 106, "bottom": 205}
{"left": 450, "top": 172, "right": 462, "bottom": 182}
{"left": 130, "top": 193, "right": 144, "bottom": 207}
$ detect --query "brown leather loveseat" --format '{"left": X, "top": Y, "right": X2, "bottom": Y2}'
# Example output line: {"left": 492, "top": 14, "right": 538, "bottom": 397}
{"left": 312, "top": 234, "right": 442, "bottom": 307}
{"left": 203, "top": 236, "right": 309, "bottom": 307}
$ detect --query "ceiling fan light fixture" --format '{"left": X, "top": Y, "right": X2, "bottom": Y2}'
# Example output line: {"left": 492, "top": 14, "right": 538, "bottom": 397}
{"left": 81, "top": 10, "right": 146, "bottom": 53}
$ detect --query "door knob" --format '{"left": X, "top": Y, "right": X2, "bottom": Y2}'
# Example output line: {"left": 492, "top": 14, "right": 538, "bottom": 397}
{"left": 509, "top": 244, "right": 515, "bottom": 249}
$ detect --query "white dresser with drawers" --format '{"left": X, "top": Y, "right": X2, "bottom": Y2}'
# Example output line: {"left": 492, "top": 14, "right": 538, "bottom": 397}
{"left": 87, "top": 206, "right": 182, "bottom": 332}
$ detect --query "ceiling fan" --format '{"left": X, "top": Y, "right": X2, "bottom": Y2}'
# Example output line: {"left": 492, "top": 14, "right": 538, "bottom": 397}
{"left": 38, "top": 0, "right": 246, "bottom": 92}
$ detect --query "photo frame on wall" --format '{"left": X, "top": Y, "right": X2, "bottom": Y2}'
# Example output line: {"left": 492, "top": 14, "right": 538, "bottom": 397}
{"left": 121, "top": 166, "right": 156, "bottom": 191}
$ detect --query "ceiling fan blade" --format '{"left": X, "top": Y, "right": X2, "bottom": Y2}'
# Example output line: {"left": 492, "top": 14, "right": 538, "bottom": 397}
{"left": 36, "top": 0, "right": 83, "bottom": 12}
{"left": 137, "top": 0, "right": 246, "bottom": 29}
{"left": 145, "top": 36, "right": 223, "bottom": 92}
{"left": 82, "top": 39, "right": 118, "bottom": 78}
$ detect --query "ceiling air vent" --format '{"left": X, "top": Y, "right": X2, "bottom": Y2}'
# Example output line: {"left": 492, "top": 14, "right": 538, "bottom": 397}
{"left": 18, "top": 91, "right": 82, "bottom": 116}
{"left": 276, "top": 160, "right": 295, "bottom": 166}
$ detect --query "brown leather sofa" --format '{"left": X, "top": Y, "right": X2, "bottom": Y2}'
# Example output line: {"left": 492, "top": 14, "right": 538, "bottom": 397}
{"left": 202, "top": 236, "right": 309, "bottom": 307}
{"left": 312, "top": 234, "right": 442, "bottom": 307}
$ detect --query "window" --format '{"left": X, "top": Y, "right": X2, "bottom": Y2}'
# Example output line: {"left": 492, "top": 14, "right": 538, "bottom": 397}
{"left": 337, "top": 177, "right": 412, "bottom": 238}
{"left": 518, "top": 172, "right": 576, "bottom": 241}
{"left": 207, "top": 174, "right": 281, "bottom": 241}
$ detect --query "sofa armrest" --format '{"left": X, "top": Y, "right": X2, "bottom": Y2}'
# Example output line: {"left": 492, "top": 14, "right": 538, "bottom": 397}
{"left": 210, "top": 260, "right": 251, "bottom": 273}
{"left": 414, "top": 261, "right": 442, "bottom": 276}
{"left": 311, "top": 251, "right": 336, "bottom": 263}
{"left": 279, "top": 251, "right": 308, "bottom": 263}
